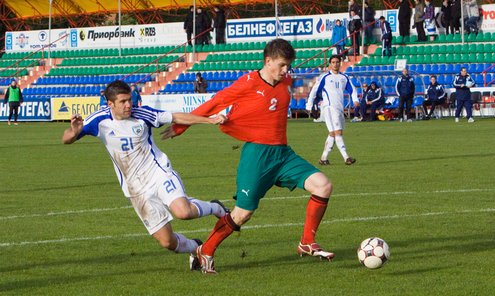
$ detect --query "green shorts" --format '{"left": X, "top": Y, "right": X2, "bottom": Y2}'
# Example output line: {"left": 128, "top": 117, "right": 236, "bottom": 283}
{"left": 234, "top": 142, "right": 320, "bottom": 211}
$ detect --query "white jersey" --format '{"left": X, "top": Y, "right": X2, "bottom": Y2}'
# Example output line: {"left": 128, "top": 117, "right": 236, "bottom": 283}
{"left": 306, "top": 71, "right": 358, "bottom": 112}
{"left": 78, "top": 106, "right": 173, "bottom": 197}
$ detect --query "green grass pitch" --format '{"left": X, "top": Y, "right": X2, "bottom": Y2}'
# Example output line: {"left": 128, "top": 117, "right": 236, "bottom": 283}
{"left": 1, "top": 118, "right": 494, "bottom": 295}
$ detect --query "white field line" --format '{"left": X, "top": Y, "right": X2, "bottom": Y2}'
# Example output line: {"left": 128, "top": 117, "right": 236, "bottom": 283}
{"left": 1, "top": 188, "right": 493, "bottom": 221}
{"left": 0, "top": 208, "right": 493, "bottom": 248}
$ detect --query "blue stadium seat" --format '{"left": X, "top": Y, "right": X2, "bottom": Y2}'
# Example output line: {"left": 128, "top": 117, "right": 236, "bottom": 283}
{"left": 212, "top": 72, "right": 220, "bottom": 81}
{"left": 296, "top": 99, "right": 307, "bottom": 110}
{"left": 289, "top": 98, "right": 298, "bottom": 110}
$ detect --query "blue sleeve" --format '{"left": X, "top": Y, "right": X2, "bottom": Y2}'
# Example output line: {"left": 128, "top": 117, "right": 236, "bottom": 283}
{"left": 78, "top": 118, "right": 100, "bottom": 139}
{"left": 133, "top": 105, "right": 172, "bottom": 127}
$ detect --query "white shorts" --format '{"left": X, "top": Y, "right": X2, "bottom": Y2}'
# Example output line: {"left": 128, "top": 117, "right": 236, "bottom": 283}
{"left": 322, "top": 106, "right": 345, "bottom": 132}
{"left": 129, "top": 168, "right": 187, "bottom": 235}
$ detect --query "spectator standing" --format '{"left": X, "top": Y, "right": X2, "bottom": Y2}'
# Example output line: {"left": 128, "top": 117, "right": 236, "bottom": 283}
{"left": 395, "top": 68, "right": 416, "bottom": 122}
{"left": 464, "top": 0, "right": 480, "bottom": 34}
{"left": 348, "top": 0, "right": 362, "bottom": 16}
{"left": 195, "top": 7, "right": 210, "bottom": 45}
{"left": 422, "top": 75, "right": 446, "bottom": 119}
{"left": 442, "top": 0, "right": 454, "bottom": 35}
{"left": 194, "top": 73, "right": 208, "bottom": 93}
{"left": 131, "top": 85, "right": 142, "bottom": 108}
{"left": 99, "top": 89, "right": 107, "bottom": 109}
{"left": 398, "top": 0, "right": 412, "bottom": 41}
{"left": 348, "top": 10, "right": 362, "bottom": 56}
{"left": 4, "top": 79, "right": 23, "bottom": 125}
{"left": 414, "top": 0, "right": 427, "bottom": 42}
{"left": 424, "top": 0, "right": 437, "bottom": 41}
{"left": 331, "top": 19, "right": 347, "bottom": 59}
{"left": 451, "top": 0, "right": 462, "bottom": 34}
{"left": 453, "top": 67, "right": 476, "bottom": 123}
{"left": 213, "top": 6, "right": 226, "bottom": 44}
{"left": 183, "top": 6, "right": 194, "bottom": 46}
{"left": 363, "top": 2, "right": 376, "bottom": 45}
{"left": 379, "top": 16, "right": 393, "bottom": 57}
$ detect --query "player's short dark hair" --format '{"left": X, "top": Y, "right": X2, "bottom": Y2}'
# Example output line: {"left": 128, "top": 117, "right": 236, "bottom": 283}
{"left": 328, "top": 55, "right": 342, "bottom": 64}
{"left": 430, "top": 75, "right": 437, "bottom": 79}
{"left": 379, "top": 16, "right": 385, "bottom": 20}
{"left": 105, "top": 80, "right": 131, "bottom": 102}
{"left": 263, "top": 38, "right": 295, "bottom": 62}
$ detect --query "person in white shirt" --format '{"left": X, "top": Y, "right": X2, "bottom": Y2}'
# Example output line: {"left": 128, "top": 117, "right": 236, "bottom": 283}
{"left": 62, "top": 80, "right": 229, "bottom": 271}
{"left": 306, "top": 55, "right": 359, "bottom": 166}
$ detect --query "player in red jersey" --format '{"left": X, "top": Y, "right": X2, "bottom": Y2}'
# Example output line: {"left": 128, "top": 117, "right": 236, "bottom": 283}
{"left": 162, "top": 38, "right": 335, "bottom": 274}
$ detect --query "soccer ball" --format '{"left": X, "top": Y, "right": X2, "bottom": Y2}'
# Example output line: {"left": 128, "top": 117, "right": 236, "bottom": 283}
{"left": 357, "top": 237, "right": 390, "bottom": 269}
{"left": 466, "top": 80, "right": 475, "bottom": 88}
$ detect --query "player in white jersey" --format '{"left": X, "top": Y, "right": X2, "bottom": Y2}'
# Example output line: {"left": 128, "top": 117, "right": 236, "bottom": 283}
{"left": 306, "top": 55, "right": 359, "bottom": 166}
{"left": 62, "top": 80, "right": 229, "bottom": 270}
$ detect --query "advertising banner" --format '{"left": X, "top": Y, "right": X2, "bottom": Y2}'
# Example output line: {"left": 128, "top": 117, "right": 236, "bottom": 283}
{"left": 142, "top": 93, "right": 215, "bottom": 113}
{"left": 5, "top": 29, "right": 70, "bottom": 52}
{"left": 481, "top": 4, "right": 495, "bottom": 31}
{"left": 51, "top": 97, "right": 100, "bottom": 120}
{"left": 7, "top": 4, "right": 495, "bottom": 51}
{"left": 0, "top": 98, "right": 51, "bottom": 121}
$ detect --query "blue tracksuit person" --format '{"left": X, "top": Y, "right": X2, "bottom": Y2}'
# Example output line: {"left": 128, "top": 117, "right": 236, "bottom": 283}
{"left": 131, "top": 85, "right": 142, "bottom": 108}
{"left": 355, "top": 82, "right": 384, "bottom": 121}
{"left": 379, "top": 16, "right": 392, "bottom": 57}
{"left": 453, "top": 67, "right": 475, "bottom": 122}
{"left": 99, "top": 90, "right": 107, "bottom": 109}
{"left": 395, "top": 68, "right": 415, "bottom": 121}
{"left": 422, "top": 75, "right": 446, "bottom": 119}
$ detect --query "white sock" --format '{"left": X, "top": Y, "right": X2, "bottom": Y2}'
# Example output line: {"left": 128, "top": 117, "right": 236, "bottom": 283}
{"left": 173, "top": 233, "right": 200, "bottom": 254}
{"left": 321, "top": 135, "right": 335, "bottom": 160}
{"left": 335, "top": 135, "right": 349, "bottom": 160}
{"left": 188, "top": 198, "right": 224, "bottom": 218}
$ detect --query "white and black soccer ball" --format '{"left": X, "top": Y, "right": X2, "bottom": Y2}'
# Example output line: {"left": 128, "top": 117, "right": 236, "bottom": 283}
{"left": 357, "top": 237, "right": 390, "bottom": 269}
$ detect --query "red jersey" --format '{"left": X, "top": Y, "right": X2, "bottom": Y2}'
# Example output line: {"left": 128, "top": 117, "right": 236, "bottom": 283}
{"left": 173, "top": 71, "right": 293, "bottom": 145}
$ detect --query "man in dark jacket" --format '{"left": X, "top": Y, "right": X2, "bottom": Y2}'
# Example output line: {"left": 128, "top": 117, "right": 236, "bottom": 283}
{"left": 361, "top": 82, "right": 384, "bottom": 121}
{"left": 451, "top": 0, "right": 461, "bottom": 34}
{"left": 422, "top": 75, "right": 446, "bottom": 119}
{"left": 441, "top": 0, "right": 453, "bottom": 35}
{"left": 363, "top": 2, "right": 376, "bottom": 45}
{"left": 194, "top": 73, "right": 208, "bottom": 93}
{"left": 195, "top": 7, "right": 210, "bottom": 45}
{"left": 395, "top": 68, "right": 415, "bottom": 122}
{"left": 213, "top": 7, "right": 226, "bottom": 44}
{"left": 379, "top": 16, "right": 392, "bottom": 56}
{"left": 4, "top": 79, "right": 23, "bottom": 125}
{"left": 183, "top": 6, "right": 194, "bottom": 46}
{"left": 398, "top": 0, "right": 412, "bottom": 40}
{"left": 348, "top": 10, "right": 362, "bottom": 55}
{"left": 453, "top": 67, "right": 475, "bottom": 123}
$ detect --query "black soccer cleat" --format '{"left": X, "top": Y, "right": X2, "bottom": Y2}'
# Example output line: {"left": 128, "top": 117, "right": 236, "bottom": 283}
{"left": 189, "top": 239, "right": 203, "bottom": 271}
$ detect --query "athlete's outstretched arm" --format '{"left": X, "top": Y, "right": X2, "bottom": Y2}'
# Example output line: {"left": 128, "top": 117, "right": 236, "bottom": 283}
{"left": 62, "top": 114, "right": 84, "bottom": 144}
{"left": 171, "top": 112, "right": 226, "bottom": 126}
{"left": 161, "top": 113, "right": 227, "bottom": 140}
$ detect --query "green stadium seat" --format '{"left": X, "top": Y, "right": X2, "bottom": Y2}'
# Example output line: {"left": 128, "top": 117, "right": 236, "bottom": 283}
{"left": 466, "top": 33, "right": 476, "bottom": 42}
{"left": 436, "top": 34, "right": 447, "bottom": 43}
{"left": 416, "top": 46, "right": 425, "bottom": 55}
